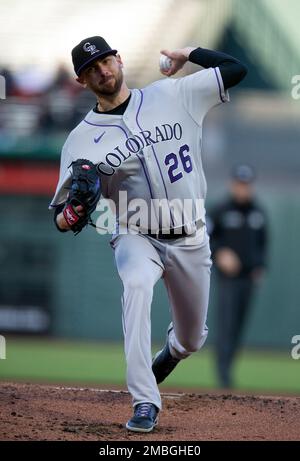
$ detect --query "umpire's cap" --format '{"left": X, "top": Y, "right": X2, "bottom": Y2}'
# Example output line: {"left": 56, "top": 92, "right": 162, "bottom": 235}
{"left": 231, "top": 164, "right": 255, "bottom": 183}
{"left": 72, "top": 36, "right": 117, "bottom": 76}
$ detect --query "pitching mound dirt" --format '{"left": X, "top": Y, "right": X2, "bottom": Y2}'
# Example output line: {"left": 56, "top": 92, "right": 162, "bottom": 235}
{"left": 0, "top": 383, "right": 299, "bottom": 441}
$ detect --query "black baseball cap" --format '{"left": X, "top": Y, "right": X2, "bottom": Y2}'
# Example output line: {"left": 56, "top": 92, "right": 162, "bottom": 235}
{"left": 231, "top": 164, "right": 255, "bottom": 183}
{"left": 72, "top": 36, "right": 117, "bottom": 76}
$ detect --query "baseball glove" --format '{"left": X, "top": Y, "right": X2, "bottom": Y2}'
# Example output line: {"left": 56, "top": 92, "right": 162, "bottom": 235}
{"left": 63, "top": 159, "right": 101, "bottom": 234}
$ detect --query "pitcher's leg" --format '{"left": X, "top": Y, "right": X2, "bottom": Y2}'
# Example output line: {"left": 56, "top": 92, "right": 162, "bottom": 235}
{"left": 164, "top": 236, "right": 212, "bottom": 359}
{"left": 112, "top": 234, "right": 164, "bottom": 410}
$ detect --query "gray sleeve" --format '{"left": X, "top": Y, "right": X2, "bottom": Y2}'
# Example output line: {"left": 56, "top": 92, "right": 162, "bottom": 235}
{"left": 174, "top": 67, "right": 229, "bottom": 125}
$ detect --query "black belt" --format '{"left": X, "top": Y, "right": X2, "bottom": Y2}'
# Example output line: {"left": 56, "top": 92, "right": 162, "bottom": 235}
{"left": 146, "top": 220, "right": 203, "bottom": 240}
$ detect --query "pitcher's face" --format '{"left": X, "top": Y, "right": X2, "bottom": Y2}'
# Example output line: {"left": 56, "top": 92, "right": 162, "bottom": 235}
{"left": 77, "top": 54, "right": 124, "bottom": 97}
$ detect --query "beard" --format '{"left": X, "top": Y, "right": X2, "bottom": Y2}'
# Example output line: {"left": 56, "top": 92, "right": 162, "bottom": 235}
{"left": 92, "top": 67, "right": 124, "bottom": 98}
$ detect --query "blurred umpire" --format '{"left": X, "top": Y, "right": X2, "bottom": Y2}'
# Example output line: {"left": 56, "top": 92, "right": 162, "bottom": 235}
{"left": 208, "top": 165, "right": 268, "bottom": 388}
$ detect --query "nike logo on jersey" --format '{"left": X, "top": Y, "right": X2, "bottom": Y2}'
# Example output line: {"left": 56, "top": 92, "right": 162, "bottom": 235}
{"left": 94, "top": 132, "right": 106, "bottom": 143}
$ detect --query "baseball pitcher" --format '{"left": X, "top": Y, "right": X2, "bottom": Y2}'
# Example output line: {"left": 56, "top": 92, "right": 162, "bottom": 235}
{"left": 50, "top": 35, "right": 247, "bottom": 432}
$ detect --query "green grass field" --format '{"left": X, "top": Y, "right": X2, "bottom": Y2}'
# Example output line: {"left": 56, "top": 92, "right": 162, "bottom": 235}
{"left": 0, "top": 337, "right": 299, "bottom": 394}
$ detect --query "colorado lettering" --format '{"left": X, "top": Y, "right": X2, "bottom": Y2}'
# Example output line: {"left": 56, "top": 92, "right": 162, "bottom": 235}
{"left": 96, "top": 122, "right": 183, "bottom": 175}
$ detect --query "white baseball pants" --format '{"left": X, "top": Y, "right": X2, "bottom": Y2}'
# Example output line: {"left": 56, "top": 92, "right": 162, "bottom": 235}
{"left": 111, "top": 228, "right": 212, "bottom": 410}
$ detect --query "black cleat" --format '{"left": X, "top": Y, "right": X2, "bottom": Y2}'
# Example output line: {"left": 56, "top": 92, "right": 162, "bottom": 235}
{"left": 152, "top": 328, "right": 180, "bottom": 384}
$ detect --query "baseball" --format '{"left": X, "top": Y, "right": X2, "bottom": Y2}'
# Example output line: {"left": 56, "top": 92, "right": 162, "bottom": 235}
{"left": 159, "top": 54, "right": 172, "bottom": 72}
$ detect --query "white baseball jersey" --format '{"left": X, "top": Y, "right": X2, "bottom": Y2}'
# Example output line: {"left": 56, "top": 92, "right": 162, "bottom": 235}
{"left": 50, "top": 67, "right": 229, "bottom": 234}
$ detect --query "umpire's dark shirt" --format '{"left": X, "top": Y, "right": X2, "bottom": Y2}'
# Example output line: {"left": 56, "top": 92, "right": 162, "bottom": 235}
{"left": 208, "top": 197, "right": 268, "bottom": 276}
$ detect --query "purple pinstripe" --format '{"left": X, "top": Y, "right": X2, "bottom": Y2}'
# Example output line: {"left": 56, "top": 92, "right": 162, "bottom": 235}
{"left": 84, "top": 112, "right": 154, "bottom": 201}
{"left": 83, "top": 119, "right": 129, "bottom": 137}
{"left": 213, "top": 68, "right": 226, "bottom": 103}
{"left": 136, "top": 89, "right": 175, "bottom": 227}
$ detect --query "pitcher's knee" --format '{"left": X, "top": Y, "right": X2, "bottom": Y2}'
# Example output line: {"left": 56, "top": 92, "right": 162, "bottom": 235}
{"left": 180, "top": 330, "right": 208, "bottom": 354}
{"left": 123, "top": 273, "right": 154, "bottom": 297}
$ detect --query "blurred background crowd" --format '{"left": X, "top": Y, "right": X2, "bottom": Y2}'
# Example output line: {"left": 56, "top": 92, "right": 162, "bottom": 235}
{"left": 0, "top": 63, "right": 100, "bottom": 134}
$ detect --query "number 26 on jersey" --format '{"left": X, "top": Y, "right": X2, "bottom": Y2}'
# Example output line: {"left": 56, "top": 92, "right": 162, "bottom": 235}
{"left": 165, "top": 144, "right": 193, "bottom": 183}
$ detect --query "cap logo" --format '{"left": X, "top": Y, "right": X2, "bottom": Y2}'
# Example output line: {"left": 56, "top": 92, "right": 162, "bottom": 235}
{"left": 83, "top": 42, "right": 99, "bottom": 55}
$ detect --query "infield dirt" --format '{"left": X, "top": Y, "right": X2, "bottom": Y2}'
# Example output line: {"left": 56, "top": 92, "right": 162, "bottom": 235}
{"left": 0, "top": 382, "right": 299, "bottom": 441}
